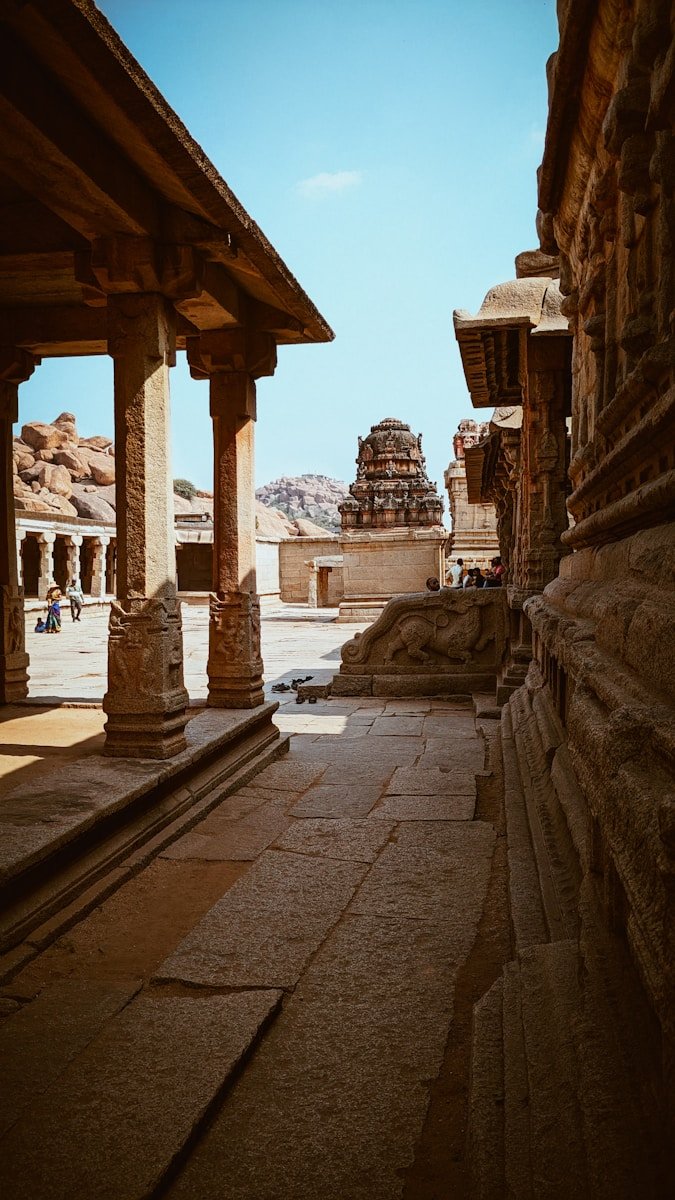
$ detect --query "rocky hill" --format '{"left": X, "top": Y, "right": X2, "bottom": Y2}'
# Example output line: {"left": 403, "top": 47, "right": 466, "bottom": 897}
{"left": 12, "top": 414, "right": 330, "bottom": 539}
{"left": 256, "top": 475, "right": 348, "bottom": 533}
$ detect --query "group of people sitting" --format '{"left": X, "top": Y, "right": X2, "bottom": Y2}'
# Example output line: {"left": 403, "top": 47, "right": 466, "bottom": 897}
{"left": 445, "top": 556, "right": 504, "bottom": 589}
{"left": 34, "top": 579, "right": 84, "bottom": 634}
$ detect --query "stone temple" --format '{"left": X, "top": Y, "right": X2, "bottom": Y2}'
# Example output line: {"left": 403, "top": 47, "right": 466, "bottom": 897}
{"left": 336, "top": 418, "right": 446, "bottom": 621}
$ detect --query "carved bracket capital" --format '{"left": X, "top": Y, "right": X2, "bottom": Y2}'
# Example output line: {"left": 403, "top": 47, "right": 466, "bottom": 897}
{"left": 0, "top": 348, "right": 38, "bottom": 416}
{"left": 186, "top": 328, "right": 276, "bottom": 382}
{"left": 75, "top": 236, "right": 205, "bottom": 304}
{"left": 107, "top": 292, "right": 176, "bottom": 365}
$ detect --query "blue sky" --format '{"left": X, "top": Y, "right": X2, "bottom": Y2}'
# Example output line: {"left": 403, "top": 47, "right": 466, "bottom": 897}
{"left": 19, "top": 0, "right": 559, "bottom": 514}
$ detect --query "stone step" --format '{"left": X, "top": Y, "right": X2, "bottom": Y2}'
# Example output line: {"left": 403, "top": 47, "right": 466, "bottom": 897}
{"left": 467, "top": 977, "right": 505, "bottom": 1200}
{"left": 517, "top": 942, "right": 589, "bottom": 1198}
{"left": 501, "top": 960, "right": 533, "bottom": 1200}
{"left": 508, "top": 686, "right": 581, "bottom": 941}
{"left": 469, "top": 934, "right": 671, "bottom": 1199}
{"left": 572, "top": 906, "right": 670, "bottom": 1198}
{"left": 0, "top": 709, "right": 288, "bottom": 967}
{"left": 500, "top": 705, "right": 548, "bottom": 951}
{"left": 0, "top": 989, "right": 282, "bottom": 1200}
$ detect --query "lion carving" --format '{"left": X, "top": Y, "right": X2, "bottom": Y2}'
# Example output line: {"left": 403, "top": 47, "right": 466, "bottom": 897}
{"left": 383, "top": 601, "right": 493, "bottom": 665}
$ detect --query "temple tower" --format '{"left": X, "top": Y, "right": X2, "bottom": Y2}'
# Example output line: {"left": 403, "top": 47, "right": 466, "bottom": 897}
{"left": 444, "top": 418, "right": 499, "bottom": 570}
{"left": 337, "top": 417, "right": 446, "bottom": 622}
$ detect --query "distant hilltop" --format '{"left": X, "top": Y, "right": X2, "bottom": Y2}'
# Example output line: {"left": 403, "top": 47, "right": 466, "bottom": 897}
{"left": 256, "top": 475, "right": 348, "bottom": 534}
{"left": 13, "top": 415, "right": 337, "bottom": 539}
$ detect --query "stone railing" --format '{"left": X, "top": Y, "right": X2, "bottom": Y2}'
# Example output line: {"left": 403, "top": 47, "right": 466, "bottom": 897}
{"left": 332, "top": 587, "right": 507, "bottom": 697}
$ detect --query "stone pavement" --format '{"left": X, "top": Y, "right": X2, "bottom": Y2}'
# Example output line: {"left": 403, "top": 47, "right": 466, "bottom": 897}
{"left": 0, "top": 687, "right": 506, "bottom": 1200}
{"left": 1, "top": 603, "right": 366, "bottom": 798}
{"left": 19, "top": 601, "right": 358, "bottom": 704}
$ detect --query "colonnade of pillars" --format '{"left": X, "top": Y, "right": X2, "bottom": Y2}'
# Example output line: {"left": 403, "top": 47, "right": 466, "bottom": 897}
{"left": 16, "top": 531, "right": 113, "bottom": 600}
{"left": 1, "top": 294, "right": 275, "bottom": 757}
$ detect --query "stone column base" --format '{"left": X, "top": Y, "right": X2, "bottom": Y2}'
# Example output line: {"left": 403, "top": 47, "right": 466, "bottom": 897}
{"left": 103, "top": 596, "right": 189, "bottom": 758}
{"left": 207, "top": 590, "right": 264, "bottom": 708}
{"left": 0, "top": 585, "right": 29, "bottom": 703}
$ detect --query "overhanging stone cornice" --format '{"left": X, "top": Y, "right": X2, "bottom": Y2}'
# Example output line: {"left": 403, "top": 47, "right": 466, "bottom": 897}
{"left": 453, "top": 277, "right": 569, "bottom": 408}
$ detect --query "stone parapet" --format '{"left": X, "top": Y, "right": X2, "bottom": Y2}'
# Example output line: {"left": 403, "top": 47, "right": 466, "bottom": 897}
{"left": 333, "top": 587, "right": 507, "bottom": 696}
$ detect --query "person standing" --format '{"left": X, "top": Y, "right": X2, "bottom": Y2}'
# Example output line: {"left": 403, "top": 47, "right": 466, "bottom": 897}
{"left": 45, "top": 586, "right": 62, "bottom": 633}
{"left": 448, "top": 558, "right": 464, "bottom": 588}
{"left": 66, "top": 578, "right": 84, "bottom": 622}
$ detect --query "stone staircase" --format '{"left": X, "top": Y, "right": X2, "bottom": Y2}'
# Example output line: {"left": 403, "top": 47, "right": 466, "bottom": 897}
{"left": 467, "top": 665, "right": 671, "bottom": 1199}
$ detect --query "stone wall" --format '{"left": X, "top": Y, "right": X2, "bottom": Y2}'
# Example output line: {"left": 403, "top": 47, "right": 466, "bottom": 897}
{"left": 279, "top": 535, "right": 342, "bottom": 603}
{"left": 255, "top": 537, "right": 282, "bottom": 599}
{"left": 530, "top": 0, "right": 675, "bottom": 1100}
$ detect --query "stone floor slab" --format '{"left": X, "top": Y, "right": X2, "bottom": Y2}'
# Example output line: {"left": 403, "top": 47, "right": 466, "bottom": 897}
{"left": 166, "top": 910, "right": 487, "bottom": 1200}
{"left": 160, "top": 804, "right": 290, "bottom": 862}
{"left": 0, "top": 978, "right": 141, "bottom": 1137}
{"left": 290, "top": 783, "right": 384, "bottom": 818}
{"left": 0, "top": 990, "right": 281, "bottom": 1200}
{"left": 155, "top": 850, "right": 366, "bottom": 989}
{"left": 422, "top": 715, "right": 477, "bottom": 739}
{"left": 385, "top": 766, "right": 477, "bottom": 796}
{"left": 274, "top": 817, "right": 394, "bottom": 862}
{"left": 239, "top": 758, "right": 327, "bottom": 793}
{"left": 194, "top": 785, "right": 283, "bottom": 820}
{"left": 373, "top": 699, "right": 432, "bottom": 713}
{"left": 349, "top": 821, "right": 495, "bottom": 924}
{"left": 419, "top": 744, "right": 485, "bottom": 772}
{"left": 293, "top": 735, "right": 424, "bottom": 762}
{"left": 369, "top": 715, "right": 426, "bottom": 737}
{"left": 372, "top": 794, "right": 476, "bottom": 821}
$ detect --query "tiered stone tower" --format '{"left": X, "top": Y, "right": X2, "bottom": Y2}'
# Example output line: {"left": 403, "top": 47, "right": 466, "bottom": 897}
{"left": 337, "top": 418, "right": 446, "bottom": 621}
{"left": 339, "top": 418, "right": 444, "bottom": 530}
{"left": 444, "top": 418, "right": 500, "bottom": 569}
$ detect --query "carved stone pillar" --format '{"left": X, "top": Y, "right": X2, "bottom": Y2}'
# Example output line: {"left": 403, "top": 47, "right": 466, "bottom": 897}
{"left": 188, "top": 329, "right": 276, "bottom": 708}
{"left": 519, "top": 336, "right": 571, "bottom": 593}
{"left": 90, "top": 535, "right": 109, "bottom": 598}
{"left": 0, "top": 348, "right": 35, "bottom": 703}
{"left": 66, "top": 533, "right": 83, "bottom": 588}
{"left": 37, "top": 532, "right": 55, "bottom": 601}
{"left": 103, "top": 292, "right": 188, "bottom": 757}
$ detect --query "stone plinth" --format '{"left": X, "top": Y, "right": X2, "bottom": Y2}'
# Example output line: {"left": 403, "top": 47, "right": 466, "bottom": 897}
{"left": 337, "top": 527, "right": 446, "bottom": 622}
{"left": 333, "top": 587, "right": 507, "bottom": 696}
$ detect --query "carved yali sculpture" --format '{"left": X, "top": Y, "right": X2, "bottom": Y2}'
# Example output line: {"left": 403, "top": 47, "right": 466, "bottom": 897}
{"left": 338, "top": 588, "right": 506, "bottom": 686}
{"left": 383, "top": 598, "right": 494, "bottom": 665}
